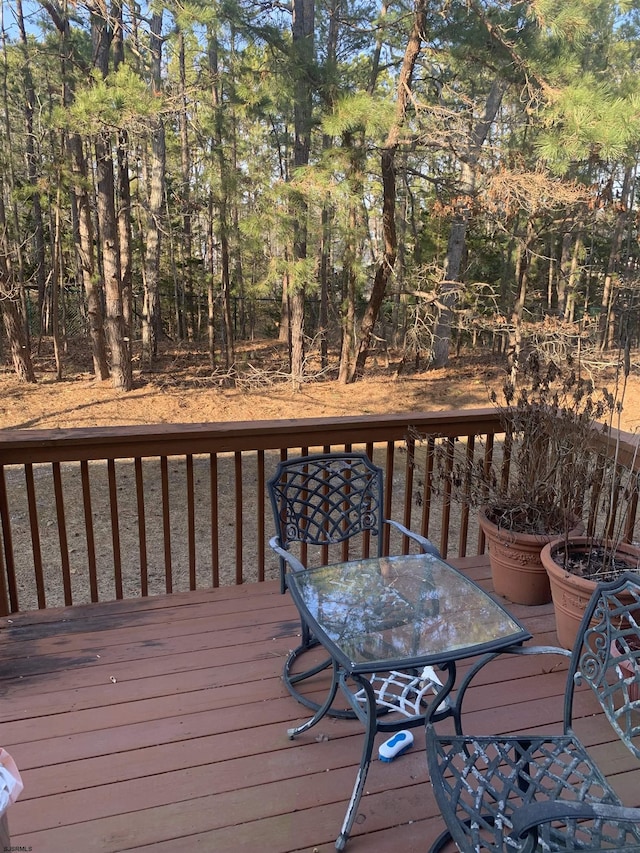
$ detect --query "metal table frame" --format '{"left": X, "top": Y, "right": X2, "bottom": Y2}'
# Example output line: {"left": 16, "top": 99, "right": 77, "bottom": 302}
{"left": 284, "top": 552, "right": 531, "bottom": 850}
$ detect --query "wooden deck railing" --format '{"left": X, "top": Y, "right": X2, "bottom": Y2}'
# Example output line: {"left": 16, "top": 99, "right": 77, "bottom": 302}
{"left": 0, "top": 409, "right": 638, "bottom": 616}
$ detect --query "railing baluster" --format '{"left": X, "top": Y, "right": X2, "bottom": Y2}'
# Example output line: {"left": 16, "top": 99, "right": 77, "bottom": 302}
{"left": 403, "top": 437, "right": 415, "bottom": 555}
{"left": 420, "top": 435, "right": 435, "bottom": 543}
{"left": 362, "top": 442, "right": 375, "bottom": 557}
{"left": 80, "top": 461, "right": 98, "bottom": 603}
{"left": 134, "top": 457, "right": 148, "bottom": 597}
{"left": 210, "top": 453, "right": 219, "bottom": 587}
{"left": 257, "top": 450, "right": 265, "bottom": 583}
{"left": 383, "top": 442, "right": 395, "bottom": 554}
{"left": 107, "top": 460, "right": 123, "bottom": 600}
{"left": 478, "top": 434, "right": 494, "bottom": 554}
{"left": 160, "top": 456, "right": 172, "bottom": 593}
{"left": 440, "top": 437, "right": 454, "bottom": 558}
{"left": 0, "top": 524, "right": 9, "bottom": 617}
{"left": 52, "top": 462, "right": 72, "bottom": 606}
{"left": 0, "top": 465, "right": 18, "bottom": 613}
{"left": 234, "top": 452, "right": 243, "bottom": 585}
{"left": 186, "top": 454, "right": 196, "bottom": 590}
{"left": 458, "top": 435, "right": 475, "bottom": 558}
{"left": 25, "top": 463, "right": 45, "bottom": 608}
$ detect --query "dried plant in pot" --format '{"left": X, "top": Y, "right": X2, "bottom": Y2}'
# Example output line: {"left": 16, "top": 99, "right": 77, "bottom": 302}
{"left": 427, "top": 350, "right": 617, "bottom": 606}
{"left": 538, "top": 343, "right": 640, "bottom": 647}
{"left": 541, "top": 436, "right": 640, "bottom": 648}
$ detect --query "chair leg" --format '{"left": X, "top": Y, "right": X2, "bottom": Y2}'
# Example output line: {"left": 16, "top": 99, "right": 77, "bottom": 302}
{"left": 427, "top": 827, "right": 456, "bottom": 853}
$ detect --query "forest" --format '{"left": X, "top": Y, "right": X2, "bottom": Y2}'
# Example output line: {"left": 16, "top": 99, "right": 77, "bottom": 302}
{"left": 1, "top": 0, "right": 640, "bottom": 392}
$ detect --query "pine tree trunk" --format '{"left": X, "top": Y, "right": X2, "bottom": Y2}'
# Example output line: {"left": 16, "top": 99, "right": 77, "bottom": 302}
{"left": 44, "top": 0, "right": 110, "bottom": 380}
{"left": 95, "top": 131, "right": 132, "bottom": 391}
{"left": 178, "top": 28, "right": 192, "bottom": 341}
{"left": 430, "top": 77, "right": 508, "bottom": 369}
{"left": 209, "top": 33, "right": 236, "bottom": 377}
{"left": 142, "top": 11, "right": 165, "bottom": 366}
{"left": 91, "top": 4, "right": 132, "bottom": 391}
{"left": 338, "top": 198, "right": 358, "bottom": 383}
{"left": 113, "top": 1, "right": 133, "bottom": 360}
{"left": 350, "top": 0, "right": 427, "bottom": 381}
{"left": 289, "top": 0, "right": 314, "bottom": 388}
{"left": 70, "top": 133, "right": 109, "bottom": 380}
{"left": 16, "top": 0, "right": 45, "bottom": 335}
{"left": 0, "top": 191, "right": 35, "bottom": 383}
{"left": 598, "top": 165, "right": 632, "bottom": 351}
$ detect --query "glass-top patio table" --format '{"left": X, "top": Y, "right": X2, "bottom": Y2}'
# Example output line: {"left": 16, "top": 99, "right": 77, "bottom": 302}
{"left": 284, "top": 551, "right": 531, "bottom": 850}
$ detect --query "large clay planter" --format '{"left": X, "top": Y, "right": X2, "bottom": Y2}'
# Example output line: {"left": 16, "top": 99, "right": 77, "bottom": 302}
{"left": 541, "top": 537, "right": 640, "bottom": 650}
{"left": 478, "top": 507, "right": 557, "bottom": 606}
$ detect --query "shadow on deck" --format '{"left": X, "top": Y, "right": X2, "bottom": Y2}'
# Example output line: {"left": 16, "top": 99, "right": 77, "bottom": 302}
{"left": 0, "top": 556, "right": 637, "bottom": 852}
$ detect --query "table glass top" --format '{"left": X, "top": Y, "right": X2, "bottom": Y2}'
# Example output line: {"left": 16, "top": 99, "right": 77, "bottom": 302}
{"left": 287, "top": 553, "right": 529, "bottom": 671}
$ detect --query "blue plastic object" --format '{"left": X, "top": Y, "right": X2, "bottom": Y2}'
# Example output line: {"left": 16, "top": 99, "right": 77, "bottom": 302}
{"left": 378, "top": 730, "right": 414, "bottom": 762}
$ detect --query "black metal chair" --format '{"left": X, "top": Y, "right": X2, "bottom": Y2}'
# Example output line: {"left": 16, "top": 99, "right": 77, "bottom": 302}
{"left": 425, "top": 571, "right": 640, "bottom": 852}
{"left": 268, "top": 451, "right": 441, "bottom": 716}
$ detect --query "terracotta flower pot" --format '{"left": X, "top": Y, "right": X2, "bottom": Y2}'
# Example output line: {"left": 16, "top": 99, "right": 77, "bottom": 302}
{"left": 478, "top": 507, "right": 557, "bottom": 606}
{"left": 541, "top": 537, "right": 640, "bottom": 650}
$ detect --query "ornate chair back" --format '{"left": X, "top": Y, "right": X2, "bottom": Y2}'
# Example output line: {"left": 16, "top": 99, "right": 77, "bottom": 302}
{"left": 268, "top": 452, "right": 385, "bottom": 589}
{"left": 566, "top": 570, "right": 640, "bottom": 758}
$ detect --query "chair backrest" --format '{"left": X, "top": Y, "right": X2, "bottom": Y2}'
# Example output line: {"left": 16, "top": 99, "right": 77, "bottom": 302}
{"left": 268, "top": 452, "right": 385, "bottom": 566}
{"left": 566, "top": 571, "right": 640, "bottom": 759}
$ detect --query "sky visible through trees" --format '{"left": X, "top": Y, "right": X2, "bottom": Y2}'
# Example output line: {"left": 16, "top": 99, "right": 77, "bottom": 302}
{"left": 1, "top": 0, "right": 640, "bottom": 390}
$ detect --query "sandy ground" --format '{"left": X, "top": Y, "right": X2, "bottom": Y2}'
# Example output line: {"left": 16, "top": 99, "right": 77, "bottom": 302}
{"left": 1, "top": 342, "right": 638, "bottom": 432}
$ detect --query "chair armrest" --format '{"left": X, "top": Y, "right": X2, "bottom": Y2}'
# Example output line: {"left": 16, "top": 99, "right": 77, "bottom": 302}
{"left": 510, "top": 800, "right": 640, "bottom": 843}
{"left": 268, "top": 536, "right": 306, "bottom": 592}
{"left": 446, "top": 643, "right": 571, "bottom": 730}
{"left": 384, "top": 520, "right": 440, "bottom": 556}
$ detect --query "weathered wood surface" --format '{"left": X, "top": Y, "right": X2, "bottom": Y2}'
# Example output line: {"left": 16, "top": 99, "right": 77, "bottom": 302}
{"left": 0, "top": 556, "right": 637, "bottom": 852}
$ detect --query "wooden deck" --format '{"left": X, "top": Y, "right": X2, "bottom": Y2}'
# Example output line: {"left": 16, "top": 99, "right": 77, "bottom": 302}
{"left": 1, "top": 556, "right": 638, "bottom": 853}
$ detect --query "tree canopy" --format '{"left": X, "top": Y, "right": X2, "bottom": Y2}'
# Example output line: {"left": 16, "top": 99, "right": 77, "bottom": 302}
{"left": 1, "top": 0, "right": 639, "bottom": 388}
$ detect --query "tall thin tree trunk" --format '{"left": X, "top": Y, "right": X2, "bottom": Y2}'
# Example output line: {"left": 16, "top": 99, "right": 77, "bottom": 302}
{"left": 598, "top": 165, "right": 632, "bottom": 351}
{"left": 319, "top": 206, "right": 331, "bottom": 371}
{"left": 349, "top": 0, "right": 427, "bottom": 382}
{"left": 51, "top": 187, "right": 63, "bottom": 379}
{"left": 42, "top": 0, "right": 110, "bottom": 379}
{"left": 0, "top": 187, "right": 36, "bottom": 383}
{"left": 113, "top": 0, "right": 133, "bottom": 361}
{"left": 206, "top": 195, "right": 216, "bottom": 368}
{"left": 177, "top": 28, "right": 192, "bottom": 341}
{"left": 565, "top": 230, "right": 583, "bottom": 322}
{"left": 70, "top": 132, "right": 109, "bottom": 380}
{"left": 509, "top": 220, "right": 535, "bottom": 383}
{"left": 289, "top": 0, "right": 314, "bottom": 389}
{"left": 96, "top": 129, "right": 132, "bottom": 390}
{"left": 16, "top": 0, "right": 46, "bottom": 335}
{"left": 91, "top": 3, "right": 131, "bottom": 391}
{"left": 209, "top": 33, "right": 235, "bottom": 377}
{"left": 338, "top": 202, "right": 357, "bottom": 383}
{"left": 430, "top": 77, "right": 508, "bottom": 369}
{"left": 142, "top": 11, "right": 165, "bottom": 366}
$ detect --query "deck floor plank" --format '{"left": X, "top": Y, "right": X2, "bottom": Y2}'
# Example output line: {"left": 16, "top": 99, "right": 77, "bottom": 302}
{"left": 1, "top": 556, "right": 638, "bottom": 852}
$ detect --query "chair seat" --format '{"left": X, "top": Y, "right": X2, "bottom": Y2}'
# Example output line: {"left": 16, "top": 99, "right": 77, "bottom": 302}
{"left": 425, "top": 728, "right": 640, "bottom": 851}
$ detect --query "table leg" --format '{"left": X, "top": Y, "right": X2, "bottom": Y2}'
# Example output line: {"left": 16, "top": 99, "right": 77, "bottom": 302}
{"left": 287, "top": 658, "right": 340, "bottom": 739}
{"left": 335, "top": 674, "right": 378, "bottom": 851}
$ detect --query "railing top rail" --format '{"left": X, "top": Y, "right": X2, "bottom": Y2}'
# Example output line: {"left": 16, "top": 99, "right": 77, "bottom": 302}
{"left": 0, "top": 408, "right": 502, "bottom": 464}
{"left": 0, "top": 407, "right": 635, "bottom": 467}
